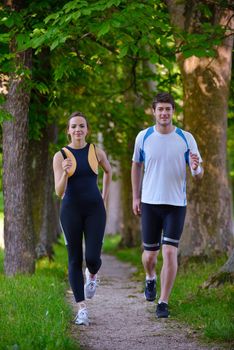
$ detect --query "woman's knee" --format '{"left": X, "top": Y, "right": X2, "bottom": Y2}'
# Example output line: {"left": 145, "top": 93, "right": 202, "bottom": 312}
{"left": 86, "top": 255, "right": 101, "bottom": 274}
{"left": 68, "top": 255, "right": 83, "bottom": 270}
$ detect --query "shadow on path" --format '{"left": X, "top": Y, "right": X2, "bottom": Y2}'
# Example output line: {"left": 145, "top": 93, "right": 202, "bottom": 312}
{"left": 68, "top": 254, "right": 222, "bottom": 350}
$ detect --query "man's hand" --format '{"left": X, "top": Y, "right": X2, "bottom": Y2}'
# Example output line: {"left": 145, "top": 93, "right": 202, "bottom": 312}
{"left": 190, "top": 151, "right": 204, "bottom": 179}
{"left": 133, "top": 198, "right": 141, "bottom": 216}
{"left": 190, "top": 152, "right": 199, "bottom": 170}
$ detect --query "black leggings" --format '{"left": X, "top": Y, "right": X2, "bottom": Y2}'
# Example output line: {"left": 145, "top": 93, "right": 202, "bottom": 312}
{"left": 60, "top": 200, "right": 106, "bottom": 302}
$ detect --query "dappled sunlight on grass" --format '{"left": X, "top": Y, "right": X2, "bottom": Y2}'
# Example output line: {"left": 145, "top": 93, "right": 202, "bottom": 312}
{"left": 36, "top": 243, "right": 68, "bottom": 280}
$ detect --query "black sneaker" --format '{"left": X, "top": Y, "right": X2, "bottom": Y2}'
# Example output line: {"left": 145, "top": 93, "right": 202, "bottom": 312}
{"left": 144, "top": 279, "right": 156, "bottom": 301}
{"left": 156, "top": 302, "right": 169, "bottom": 318}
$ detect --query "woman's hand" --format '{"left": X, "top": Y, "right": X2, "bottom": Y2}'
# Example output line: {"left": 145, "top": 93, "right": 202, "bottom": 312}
{"left": 62, "top": 158, "right": 72, "bottom": 174}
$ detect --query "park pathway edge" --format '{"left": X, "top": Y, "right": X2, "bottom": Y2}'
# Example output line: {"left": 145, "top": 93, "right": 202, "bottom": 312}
{"left": 68, "top": 254, "right": 224, "bottom": 350}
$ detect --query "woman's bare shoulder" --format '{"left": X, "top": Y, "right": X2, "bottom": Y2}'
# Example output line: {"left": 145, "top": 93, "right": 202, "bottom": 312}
{"left": 53, "top": 150, "right": 63, "bottom": 163}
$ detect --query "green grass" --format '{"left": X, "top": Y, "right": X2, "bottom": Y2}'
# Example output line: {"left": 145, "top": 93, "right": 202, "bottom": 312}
{"left": 173, "top": 259, "right": 234, "bottom": 344}
{"left": 103, "top": 234, "right": 143, "bottom": 269}
{"left": 0, "top": 241, "right": 79, "bottom": 350}
{"left": 103, "top": 234, "right": 234, "bottom": 347}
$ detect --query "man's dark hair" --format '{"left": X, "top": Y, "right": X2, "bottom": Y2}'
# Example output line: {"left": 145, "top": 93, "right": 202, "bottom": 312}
{"left": 152, "top": 92, "right": 175, "bottom": 110}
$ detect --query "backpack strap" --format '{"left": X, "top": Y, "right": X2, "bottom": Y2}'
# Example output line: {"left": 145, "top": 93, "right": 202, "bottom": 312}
{"left": 175, "top": 128, "right": 190, "bottom": 165}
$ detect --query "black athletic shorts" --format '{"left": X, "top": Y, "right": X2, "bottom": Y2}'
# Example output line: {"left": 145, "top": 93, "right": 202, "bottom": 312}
{"left": 141, "top": 203, "right": 186, "bottom": 251}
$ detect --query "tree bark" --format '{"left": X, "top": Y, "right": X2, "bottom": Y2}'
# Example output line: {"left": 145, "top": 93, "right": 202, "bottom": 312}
{"left": 29, "top": 135, "right": 48, "bottom": 254}
{"left": 29, "top": 126, "right": 60, "bottom": 259}
{"left": 28, "top": 48, "right": 60, "bottom": 259}
{"left": 3, "top": 47, "right": 35, "bottom": 275}
{"left": 37, "top": 124, "right": 61, "bottom": 258}
{"left": 105, "top": 161, "right": 123, "bottom": 235}
{"left": 202, "top": 248, "right": 234, "bottom": 288}
{"left": 120, "top": 153, "right": 141, "bottom": 247}
{"left": 166, "top": 0, "right": 234, "bottom": 258}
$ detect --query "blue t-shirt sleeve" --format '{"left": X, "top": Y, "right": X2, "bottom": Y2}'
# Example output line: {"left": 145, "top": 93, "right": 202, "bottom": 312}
{"left": 132, "top": 131, "right": 144, "bottom": 163}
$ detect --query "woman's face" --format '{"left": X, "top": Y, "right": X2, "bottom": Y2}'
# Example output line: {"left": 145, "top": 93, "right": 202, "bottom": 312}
{"left": 67, "top": 116, "right": 88, "bottom": 142}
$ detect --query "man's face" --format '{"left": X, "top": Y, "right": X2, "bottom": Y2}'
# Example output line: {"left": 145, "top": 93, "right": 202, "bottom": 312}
{"left": 153, "top": 102, "right": 174, "bottom": 127}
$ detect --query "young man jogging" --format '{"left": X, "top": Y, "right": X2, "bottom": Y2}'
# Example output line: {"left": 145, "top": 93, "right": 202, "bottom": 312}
{"left": 131, "top": 92, "right": 203, "bottom": 318}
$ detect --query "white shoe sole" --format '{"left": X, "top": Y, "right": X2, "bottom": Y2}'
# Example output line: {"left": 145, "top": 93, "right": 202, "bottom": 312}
{"left": 75, "top": 319, "right": 89, "bottom": 326}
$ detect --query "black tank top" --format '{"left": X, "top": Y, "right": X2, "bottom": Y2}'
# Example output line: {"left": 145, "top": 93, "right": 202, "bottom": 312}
{"left": 62, "top": 144, "right": 102, "bottom": 206}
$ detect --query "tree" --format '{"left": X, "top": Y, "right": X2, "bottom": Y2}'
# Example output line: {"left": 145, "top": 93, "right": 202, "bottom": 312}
{"left": 0, "top": 0, "right": 67, "bottom": 273}
{"left": 2, "top": 1, "right": 35, "bottom": 275}
{"left": 28, "top": 48, "right": 60, "bottom": 258}
{"left": 202, "top": 248, "right": 234, "bottom": 288}
{"left": 165, "top": 0, "right": 234, "bottom": 258}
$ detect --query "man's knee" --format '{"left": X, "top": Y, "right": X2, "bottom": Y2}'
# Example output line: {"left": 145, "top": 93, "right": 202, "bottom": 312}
{"left": 162, "top": 245, "right": 178, "bottom": 262}
{"left": 143, "top": 250, "right": 158, "bottom": 265}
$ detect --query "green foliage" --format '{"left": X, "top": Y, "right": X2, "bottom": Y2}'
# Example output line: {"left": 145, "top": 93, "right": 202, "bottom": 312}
{"left": 0, "top": 1, "right": 233, "bottom": 191}
{"left": 0, "top": 241, "right": 79, "bottom": 350}
{"left": 0, "top": 0, "right": 69, "bottom": 137}
{"left": 103, "top": 234, "right": 234, "bottom": 345}
{"left": 0, "top": 33, "right": 10, "bottom": 44}
{"left": 17, "top": 0, "right": 227, "bottom": 157}
{"left": 24, "top": 0, "right": 228, "bottom": 61}
{"left": 1, "top": 0, "right": 232, "bottom": 151}
{"left": 0, "top": 109, "right": 12, "bottom": 124}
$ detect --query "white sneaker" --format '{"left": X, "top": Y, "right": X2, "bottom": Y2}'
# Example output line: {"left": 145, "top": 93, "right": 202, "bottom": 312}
{"left": 84, "top": 267, "right": 98, "bottom": 299}
{"left": 74, "top": 307, "right": 89, "bottom": 326}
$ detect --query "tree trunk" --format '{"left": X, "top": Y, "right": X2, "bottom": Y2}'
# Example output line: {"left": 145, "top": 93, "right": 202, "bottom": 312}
{"left": 202, "top": 248, "right": 234, "bottom": 288}
{"left": 3, "top": 47, "right": 35, "bottom": 275}
{"left": 37, "top": 124, "right": 61, "bottom": 258}
{"left": 29, "top": 134, "right": 48, "bottom": 254}
{"left": 166, "top": 0, "right": 234, "bottom": 258}
{"left": 120, "top": 153, "right": 141, "bottom": 247}
{"left": 28, "top": 48, "right": 60, "bottom": 258}
{"left": 105, "top": 161, "right": 123, "bottom": 235}
{"left": 29, "top": 126, "right": 60, "bottom": 259}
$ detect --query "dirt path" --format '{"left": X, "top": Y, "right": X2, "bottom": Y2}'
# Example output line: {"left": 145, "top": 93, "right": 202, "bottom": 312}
{"left": 69, "top": 255, "right": 222, "bottom": 350}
